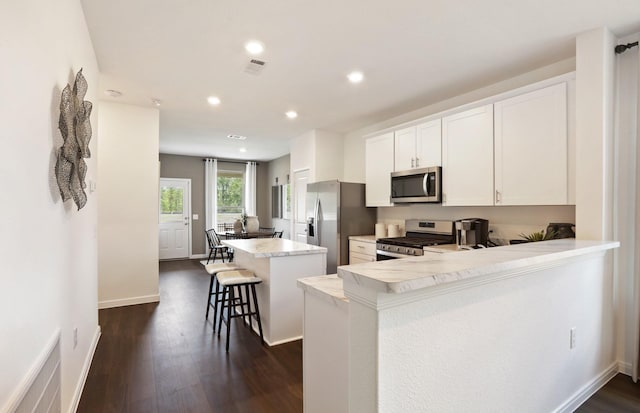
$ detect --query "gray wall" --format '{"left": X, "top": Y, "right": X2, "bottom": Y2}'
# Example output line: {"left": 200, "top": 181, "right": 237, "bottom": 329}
{"left": 159, "top": 154, "right": 269, "bottom": 255}
{"left": 263, "top": 154, "right": 291, "bottom": 239}
{"left": 159, "top": 154, "right": 206, "bottom": 254}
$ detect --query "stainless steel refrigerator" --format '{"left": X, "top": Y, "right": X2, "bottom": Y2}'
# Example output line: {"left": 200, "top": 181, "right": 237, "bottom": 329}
{"left": 306, "top": 180, "right": 376, "bottom": 274}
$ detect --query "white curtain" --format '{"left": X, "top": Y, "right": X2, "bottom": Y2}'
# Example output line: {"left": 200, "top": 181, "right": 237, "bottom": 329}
{"left": 613, "top": 37, "right": 640, "bottom": 381}
{"left": 245, "top": 161, "right": 257, "bottom": 216}
{"left": 205, "top": 158, "right": 218, "bottom": 252}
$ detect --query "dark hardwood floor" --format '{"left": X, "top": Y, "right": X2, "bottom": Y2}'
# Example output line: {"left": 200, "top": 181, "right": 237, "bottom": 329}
{"left": 78, "top": 259, "right": 640, "bottom": 412}
{"left": 78, "top": 259, "right": 302, "bottom": 413}
{"left": 576, "top": 373, "right": 640, "bottom": 412}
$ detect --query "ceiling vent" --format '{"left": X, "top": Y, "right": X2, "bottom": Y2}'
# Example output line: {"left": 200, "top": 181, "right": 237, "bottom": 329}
{"left": 227, "top": 134, "right": 247, "bottom": 140}
{"left": 244, "top": 59, "right": 266, "bottom": 75}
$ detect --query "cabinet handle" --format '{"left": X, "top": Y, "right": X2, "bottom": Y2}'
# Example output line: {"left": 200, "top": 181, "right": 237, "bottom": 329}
{"left": 411, "top": 158, "right": 415, "bottom": 168}
{"left": 358, "top": 245, "right": 364, "bottom": 249}
{"left": 496, "top": 190, "right": 501, "bottom": 203}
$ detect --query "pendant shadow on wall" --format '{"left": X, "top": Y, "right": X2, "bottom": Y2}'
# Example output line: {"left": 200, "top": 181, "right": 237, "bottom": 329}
{"left": 49, "top": 68, "right": 93, "bottom": 211}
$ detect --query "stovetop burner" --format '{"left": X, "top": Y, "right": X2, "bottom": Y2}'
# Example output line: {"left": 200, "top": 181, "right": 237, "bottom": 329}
{"left": 377, "top": 236, "right": 452, "bottom": 249}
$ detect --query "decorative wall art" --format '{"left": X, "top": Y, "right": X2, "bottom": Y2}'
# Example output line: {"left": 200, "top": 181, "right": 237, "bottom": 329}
{"left": 55, "top": 68, "right": 93, "bottom": 210}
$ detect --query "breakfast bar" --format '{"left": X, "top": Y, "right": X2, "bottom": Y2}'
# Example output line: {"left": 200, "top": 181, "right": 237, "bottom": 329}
{"left": 299, "top": 239, "right": 619, "bottom": 413}
{"left": 222, "top": 238, "right": 327, "bottom": 345}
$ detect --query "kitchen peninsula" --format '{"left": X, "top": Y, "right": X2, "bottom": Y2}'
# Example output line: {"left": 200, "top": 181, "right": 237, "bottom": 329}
{"left": 222, "top": 237, "right": 327, "bottom": 345}
{"left": 299, "top": 239, "right": 619, "bottom": 413}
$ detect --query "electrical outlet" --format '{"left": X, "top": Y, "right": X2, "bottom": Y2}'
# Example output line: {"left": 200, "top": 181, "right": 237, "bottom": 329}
{"left": 73, "top": 327, "right": 78, "bottom": 349}
{"left": 570, "top": 327, "right": 576, "bottom": 349}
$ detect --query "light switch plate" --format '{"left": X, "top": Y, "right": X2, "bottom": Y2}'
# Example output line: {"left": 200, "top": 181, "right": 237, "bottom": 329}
{"left": 192, "top": 214, "right": 198, "bottom": 220}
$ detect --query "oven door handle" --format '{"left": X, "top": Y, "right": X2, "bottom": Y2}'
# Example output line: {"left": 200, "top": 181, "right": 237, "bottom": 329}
{"left": 376, "top": 250, "right": 409, "bottom": 259}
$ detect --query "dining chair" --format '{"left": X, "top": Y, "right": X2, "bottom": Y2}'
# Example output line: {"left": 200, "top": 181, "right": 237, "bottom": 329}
{"left": 205, "top": 229, "right": 229, "bottom": 264}
{"left": 272, "top": 231, "right": 283, "bottom": 238}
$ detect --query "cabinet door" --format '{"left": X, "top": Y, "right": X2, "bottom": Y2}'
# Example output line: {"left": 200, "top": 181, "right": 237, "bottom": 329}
{"left": 350, "top": 251, "right": 376, "bottom": 264}
{"left": 365, "top": 132, "right": 395, "bottom": 207}
{"left": 494, "top": 82, "right": 567, "bottom": 205}
{"left": 442, "top": 104, "right": 494, "bottom": 206}
{"left": 394, "top": 126, "right": 416, "bottom": 171}
{"left": 416, "top": 119, "right": 442, "bottom": 167}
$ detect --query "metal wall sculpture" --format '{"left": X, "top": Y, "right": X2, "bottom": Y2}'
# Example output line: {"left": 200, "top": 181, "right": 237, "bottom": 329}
{"left": 55, "top": 69, "right": 93, "bottom": 210}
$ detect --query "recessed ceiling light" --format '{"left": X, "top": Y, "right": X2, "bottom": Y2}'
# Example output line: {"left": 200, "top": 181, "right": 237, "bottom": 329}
{"left": 207, "top": 96, "right": 221, "bottom": 105}
{"left": 104, "top": 89, "right": 122, "bottom": 97}
{"left": 245, "top": 41, "right": 264, "bottom": 55}
{"left": 347, "top": 71, "right": 364, "bottom": 83}
{"left": 239, "top": 147, "right": 247, "bottom": 153}
{"left": 285, "top": 111, "right": 298, "bottom": 119}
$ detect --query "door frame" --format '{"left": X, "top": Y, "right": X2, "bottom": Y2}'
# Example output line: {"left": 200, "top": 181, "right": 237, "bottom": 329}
{"left": 159, "top": 177, "right": 192, "bottom": 259}
{"left": 291, "top": 168, "right": 310, "bottom": 243}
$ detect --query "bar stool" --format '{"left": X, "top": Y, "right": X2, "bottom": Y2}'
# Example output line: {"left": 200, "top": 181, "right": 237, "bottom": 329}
{"left": 204, "top": 263, "right": 243, "bottom": 330}
{"left": 216, "top": 270, "right": 265, "bottom": 352}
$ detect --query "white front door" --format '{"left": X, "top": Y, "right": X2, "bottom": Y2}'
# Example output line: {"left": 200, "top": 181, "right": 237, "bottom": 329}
{"left": 293, "top": 169, "right": 309, "bottom": 243}
{"left": 159, "top": 178, "right": 191, "bottom": 259}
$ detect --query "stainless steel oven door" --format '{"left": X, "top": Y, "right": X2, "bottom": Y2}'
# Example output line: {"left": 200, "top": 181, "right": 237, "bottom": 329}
{"left": 376, "top": 249, "right": 408, "bottom": 261}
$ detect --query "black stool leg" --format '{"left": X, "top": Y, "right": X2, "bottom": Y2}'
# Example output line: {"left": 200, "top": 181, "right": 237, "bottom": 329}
{"left": 226, "top": 285, "right": 235, "bottom": 352}
{"left": 206, "top": 249, "right": 213, "bottom": 264}
{"left": 205, "top": 275, "right": 215, "bottom": 319}
{"left": 243, "top": 284, "right": 251, "bottom": 328}
{"left": 217, "top": 286, "right": 227, "bottom": 337}
{"left": 212, "top": 277, "right": 222, "bottom": 332}
{"left": 250, "top": 284, "right": 265, "bottom": 345}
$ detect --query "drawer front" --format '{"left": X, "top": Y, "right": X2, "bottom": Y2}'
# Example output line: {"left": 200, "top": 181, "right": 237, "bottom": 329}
{"left": 349, "top": 251, "right": 376, "bottom": 264}
{"left": 349, "top": 240, "right": 376, "bottom": 256}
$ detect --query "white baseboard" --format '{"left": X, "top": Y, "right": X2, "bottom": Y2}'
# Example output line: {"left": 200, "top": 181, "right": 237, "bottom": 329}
{"left": 69, "top": 326, "right": 101, "bottom": 413}
{"left": 190, "top": 253, "right": 207, "bottom": 259}
{"left": 98, "top": 294, "right": 160, "bottom": 309}
{"left": 553, "top": 362, "right": 619, "bottom": 413}
{"left": 618, "top": 360, "right": 633, "bottom": 375}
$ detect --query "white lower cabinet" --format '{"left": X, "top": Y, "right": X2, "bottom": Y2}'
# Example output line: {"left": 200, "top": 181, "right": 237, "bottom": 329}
{"left": 494, "top": 82, "right": 568, "bottom": 205}
{"left": 365, "top": 132, "right": 394, "bottom": 207}
{"left": 349, "top": 239, "right": 376, "bottom": 264}
{"left": 442, "top": 104, "right": 495, "bottom": 206}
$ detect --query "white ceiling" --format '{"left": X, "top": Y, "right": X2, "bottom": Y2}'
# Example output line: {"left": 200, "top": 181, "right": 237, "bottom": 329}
{"left": 81, "top": 0, "right": 640, "bottom": 161}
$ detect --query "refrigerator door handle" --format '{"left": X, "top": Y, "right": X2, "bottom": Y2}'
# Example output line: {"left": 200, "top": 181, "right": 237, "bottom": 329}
{"left": 314, "top": 198, "right": 321, "bottom": 245}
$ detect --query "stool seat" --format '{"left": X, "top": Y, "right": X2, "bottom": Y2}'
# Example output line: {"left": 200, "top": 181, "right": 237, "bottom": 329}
{"left": 217, "top": 270, "right": 261, "bottom": 286}
{"left": 204, "top": 263, "right": 244, "bottom": 326}
{"left": 205, "top": 263, "right": 241, "bottom": 275}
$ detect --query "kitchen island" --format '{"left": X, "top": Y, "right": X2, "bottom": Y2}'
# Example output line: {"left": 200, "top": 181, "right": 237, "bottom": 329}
{"left": 222, "top": 237, "right": 327, "bottom": 345}
{"left": 299, "top": 239, "right": 619, "bottom": 413}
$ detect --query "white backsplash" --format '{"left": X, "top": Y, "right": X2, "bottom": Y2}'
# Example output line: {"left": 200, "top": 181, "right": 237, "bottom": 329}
{"left": 376, "top": 204, "right": 575, "bottom": 245}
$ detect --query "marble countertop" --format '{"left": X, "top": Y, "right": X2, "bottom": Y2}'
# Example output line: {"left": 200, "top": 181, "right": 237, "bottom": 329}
{"left": 222, "top": 238, "right": 327, "bottom": 258}
{"left": 338, "top": 239, "right": 619, "bottom": 294}
{"left": 297, "top": 274, "right": 348, "bottom": 310}
{"left": 348, "top": 235, "right": 377, "bottom": 243}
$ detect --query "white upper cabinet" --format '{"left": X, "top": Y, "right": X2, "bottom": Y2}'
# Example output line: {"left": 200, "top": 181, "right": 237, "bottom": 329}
{"left": 494, "top": 82, "right": 568, "bottom": 205}
{"left": 394, "top": 126, "right": 417, "bottom": 171}
{"left": 394, "top": 119, "right": 441, "bottom": 171}
{"left": 416, "top": 119, "right": 442, "bottom": 168}
{"left": 442, "top": 104, "right": 494, "bottom": 206}
{"left": 365, "top": 132, "right": 395, "bottom": 207}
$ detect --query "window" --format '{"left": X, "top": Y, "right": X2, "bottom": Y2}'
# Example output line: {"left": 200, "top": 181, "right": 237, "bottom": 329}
{"left": 217, "top": 170, "right": 244, "bottom": 225}
{"left": 159, "top": 186, "right": 184, "bottom": 223}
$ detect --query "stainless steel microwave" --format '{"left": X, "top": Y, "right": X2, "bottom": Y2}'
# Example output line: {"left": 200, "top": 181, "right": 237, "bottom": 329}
{"left": 390, "top": 166, "right": 442, "bottom": 203}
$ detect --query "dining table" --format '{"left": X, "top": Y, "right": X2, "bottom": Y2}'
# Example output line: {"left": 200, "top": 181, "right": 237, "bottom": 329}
{"left": 223, "top": 231, "right": 274, "bottom": 239}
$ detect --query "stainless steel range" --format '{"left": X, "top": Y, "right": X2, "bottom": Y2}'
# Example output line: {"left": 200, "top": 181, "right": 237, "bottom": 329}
{"left": 376, "top": 219, "right": 455, "bottom": 260}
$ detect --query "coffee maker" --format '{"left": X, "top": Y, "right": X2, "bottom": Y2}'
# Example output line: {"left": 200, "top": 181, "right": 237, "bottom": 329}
{"left": 455, "top": 218, "right": 489, "bottom": 249}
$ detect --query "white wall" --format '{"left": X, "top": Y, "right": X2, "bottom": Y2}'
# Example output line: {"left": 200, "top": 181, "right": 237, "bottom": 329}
{"left": 343, "top": 58, "right": 577, "bottom": 183}
{"left": 98, "top": 102, "right": 160, "bottom": 308}
{"left": 0, "top": 0, "right": 100, "bottom": 411}
{"left": 314, "top": 130, "right": 344, "bottom": 182}
{"left": 575, "top": 28, "right": 616, "bottom": 241}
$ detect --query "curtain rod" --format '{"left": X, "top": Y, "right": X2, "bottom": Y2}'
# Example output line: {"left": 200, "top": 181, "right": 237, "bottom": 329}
{"left": 202, "top": 158, "right": 259, "bottom": 165}
{"left": 615, "top": 41, "right": 639, "bottom": 54}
